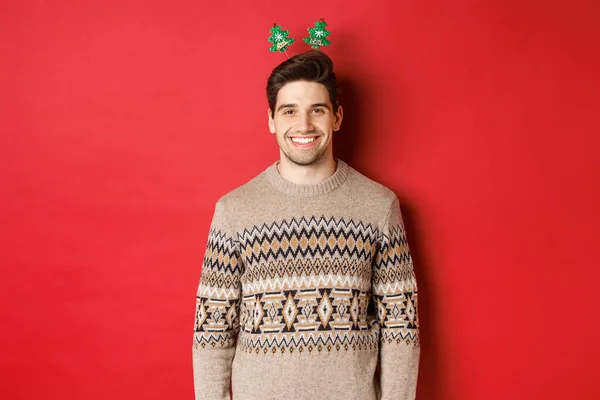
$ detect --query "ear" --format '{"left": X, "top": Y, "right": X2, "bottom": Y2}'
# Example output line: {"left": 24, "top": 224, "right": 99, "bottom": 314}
{"left": 268, "top": 108, "right": 276, "bottom": 134}
{"left": 333, "top": 105, "right": 343, "bottom": 131}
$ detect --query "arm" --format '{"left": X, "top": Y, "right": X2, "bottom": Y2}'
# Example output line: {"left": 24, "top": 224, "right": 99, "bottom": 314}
{"left": 372, "top": 197, "right": 421, "bottom": 399}
{"left": 192, "top": 199, "right": 242, "bottom": 400}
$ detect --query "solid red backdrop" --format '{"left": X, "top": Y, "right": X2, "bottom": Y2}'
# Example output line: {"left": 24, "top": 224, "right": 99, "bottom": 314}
{"left": 1, "top": 0, "right": 599, "bottom": 399}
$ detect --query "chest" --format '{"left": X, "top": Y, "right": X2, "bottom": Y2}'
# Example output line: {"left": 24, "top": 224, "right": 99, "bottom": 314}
{"left": 237, "top": 215, "right": 379, "bottom": 291}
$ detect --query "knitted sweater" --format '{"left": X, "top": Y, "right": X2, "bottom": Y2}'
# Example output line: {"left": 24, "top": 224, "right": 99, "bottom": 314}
{"left": 192, "top": 158, "right": 420, "bottom": 400}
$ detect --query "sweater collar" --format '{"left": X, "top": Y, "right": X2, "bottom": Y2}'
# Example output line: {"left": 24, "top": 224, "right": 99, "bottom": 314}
{"left": 265, "top": 158, "right": 349, "bottom": 197}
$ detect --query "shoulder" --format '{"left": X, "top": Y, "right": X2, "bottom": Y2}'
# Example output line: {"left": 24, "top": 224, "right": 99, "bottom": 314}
{"left": 214, "top": 167, "right": 270, "bottom": 211}
{"left": 343, "top": 164, "right": 402, "bottom": 231}
{"left": 346, "top": 164, "right": 398, "bottom": 206}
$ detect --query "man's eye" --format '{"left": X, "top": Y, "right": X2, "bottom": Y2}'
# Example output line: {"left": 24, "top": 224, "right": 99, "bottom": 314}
{"left": 283, "top": 110, "right": 294, "bottom": 115}
{"left": 312, "top": 108, "right": 325, "bottom": 114}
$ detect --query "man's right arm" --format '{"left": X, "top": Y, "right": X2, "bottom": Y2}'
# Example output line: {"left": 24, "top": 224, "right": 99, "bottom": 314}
{"left": 192, "top": 199, "right": 243, "bottom": 400}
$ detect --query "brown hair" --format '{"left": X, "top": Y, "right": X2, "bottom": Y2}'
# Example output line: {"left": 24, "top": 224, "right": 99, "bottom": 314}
{"left": 266, "top": 50, "right": 339, "bottom": 116}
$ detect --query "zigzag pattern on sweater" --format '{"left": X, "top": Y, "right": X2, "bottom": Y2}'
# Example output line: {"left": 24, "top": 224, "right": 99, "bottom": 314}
{"left": 373, "top": 224, "right": 417, "bottom": 292}
{"left": 236, "top": 329, "right": 380, "bottom": 355}
{"left": 196, "top": 228, "right": 241, "bottom": 299}
{"left": 238, "top": 216, "right": 379, "bottom": 265}
{"left": 193, "top": 216, "right": 419, "bottom": 354}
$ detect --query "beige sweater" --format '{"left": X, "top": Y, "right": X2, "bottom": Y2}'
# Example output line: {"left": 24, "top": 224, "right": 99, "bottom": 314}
{"left": 192, "top": 158, "right": 420, "bottom": 400}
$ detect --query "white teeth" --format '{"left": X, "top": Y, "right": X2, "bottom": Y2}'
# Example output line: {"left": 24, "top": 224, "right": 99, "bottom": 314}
{"left": 291, "top": 137, "right": 316, "bottom": 144}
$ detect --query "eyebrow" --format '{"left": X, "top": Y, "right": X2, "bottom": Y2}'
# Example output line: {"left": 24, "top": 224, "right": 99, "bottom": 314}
{"left": 276, "top": 103, "right": 331, "bottom": 112}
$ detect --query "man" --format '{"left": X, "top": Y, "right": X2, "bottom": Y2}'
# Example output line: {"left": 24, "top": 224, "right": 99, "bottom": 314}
{"left": 192, "top": 50, "right": 420, "bottom": 400}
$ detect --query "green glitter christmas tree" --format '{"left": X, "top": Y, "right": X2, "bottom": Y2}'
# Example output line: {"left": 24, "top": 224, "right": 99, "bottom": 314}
{"left": 304, "top": 18, "right": 331, "bottom": 50}
{"left": 268, "top": 24, "right": 295, "bottom": 53}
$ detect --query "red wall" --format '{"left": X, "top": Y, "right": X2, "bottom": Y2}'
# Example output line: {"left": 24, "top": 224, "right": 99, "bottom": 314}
{"left": 2, "top": 1, "right": 599, "bottom": 399}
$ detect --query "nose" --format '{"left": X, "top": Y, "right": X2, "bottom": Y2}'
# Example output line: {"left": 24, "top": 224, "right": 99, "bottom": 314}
{"left": 296, "top": 112, "right": 313, "bottom": 133}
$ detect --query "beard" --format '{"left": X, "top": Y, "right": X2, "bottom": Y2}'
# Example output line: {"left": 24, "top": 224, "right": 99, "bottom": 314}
{"left": 282, "top": 149, "right": 326, "bottom": 166}
{"left": 278, "top": 128, "right": 329, "bottom": 166}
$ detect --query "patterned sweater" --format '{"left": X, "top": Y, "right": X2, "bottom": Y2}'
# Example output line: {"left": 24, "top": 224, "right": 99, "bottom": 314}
{"left": 192, "top": 158, "right": 420, "bottom": 400}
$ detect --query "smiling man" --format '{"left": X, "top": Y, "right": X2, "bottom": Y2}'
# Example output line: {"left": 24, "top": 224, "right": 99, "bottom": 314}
{"left": 269, "top": 78, "right": 342, "bottom": 179}
{"left": 193, "top": 50, "right": 421, "bottom": 400}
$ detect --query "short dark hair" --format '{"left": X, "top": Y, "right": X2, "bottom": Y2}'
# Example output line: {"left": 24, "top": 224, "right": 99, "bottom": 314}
{"left": 266, "top": 50, "right": 339, "bottom": 116}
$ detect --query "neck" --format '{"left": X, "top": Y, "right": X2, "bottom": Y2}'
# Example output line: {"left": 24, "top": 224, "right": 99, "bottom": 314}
{"left": 266, "top": 157, "right": 349, "bottom": 197}
{"left": 276, "top": 156, "right": 337, "bottom": 185}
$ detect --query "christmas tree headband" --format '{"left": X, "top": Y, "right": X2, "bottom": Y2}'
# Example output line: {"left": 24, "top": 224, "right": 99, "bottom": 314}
{"left": 268, "top": 18, "right": 331, "bottom": 58}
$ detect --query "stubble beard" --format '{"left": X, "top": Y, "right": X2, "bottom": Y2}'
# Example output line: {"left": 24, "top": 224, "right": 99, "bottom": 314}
{"left": 279, "top": 129, "right": 328, "bottom": 166}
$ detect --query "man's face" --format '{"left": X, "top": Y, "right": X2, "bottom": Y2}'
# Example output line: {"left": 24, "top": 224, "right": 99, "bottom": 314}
{"left": 268, "top": 81, "right": 343, "bottom": 166}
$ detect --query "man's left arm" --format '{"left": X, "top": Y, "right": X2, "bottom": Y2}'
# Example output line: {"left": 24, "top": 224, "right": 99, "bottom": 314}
{"left": 372, "top": 196, "right": 421, "bottom": 399}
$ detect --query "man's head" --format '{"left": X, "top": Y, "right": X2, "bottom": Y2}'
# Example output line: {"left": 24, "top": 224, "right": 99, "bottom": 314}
{"left": 266, "top": 50, "right": 343, "bottom": 166}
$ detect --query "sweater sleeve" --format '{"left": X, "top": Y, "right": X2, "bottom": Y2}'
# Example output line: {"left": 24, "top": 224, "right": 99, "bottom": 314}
{"left": 372, "top": 197, "right": 420, "bottom": 400}
{"left": 192, "top": 199, "right": 243, "bottom": 400}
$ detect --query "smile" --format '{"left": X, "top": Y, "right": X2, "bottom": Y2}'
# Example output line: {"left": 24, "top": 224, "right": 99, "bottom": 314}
{"left": 291, "top": 137, "right": 317, "bottom": 144}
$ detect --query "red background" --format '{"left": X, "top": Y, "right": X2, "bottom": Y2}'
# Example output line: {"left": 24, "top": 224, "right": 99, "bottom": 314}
{"left": 2, "top": 0, "right": 599, "bottom": 399}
